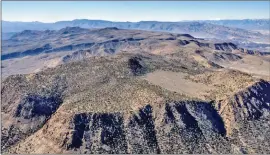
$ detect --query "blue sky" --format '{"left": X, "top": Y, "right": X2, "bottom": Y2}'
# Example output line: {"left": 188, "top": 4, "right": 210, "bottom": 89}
{"left": 2, "top": 1, "right": 270, "bottom": 22}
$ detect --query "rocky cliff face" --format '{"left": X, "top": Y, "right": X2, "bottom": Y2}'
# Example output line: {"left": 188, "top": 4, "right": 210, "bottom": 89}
{"left": 63, "top": 102, "right": 226, "bottom": 154}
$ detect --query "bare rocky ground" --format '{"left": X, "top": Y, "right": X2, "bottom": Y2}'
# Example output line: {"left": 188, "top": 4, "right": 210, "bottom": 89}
{"left": 1, "top": 28, "right": 270, "bottom": 154}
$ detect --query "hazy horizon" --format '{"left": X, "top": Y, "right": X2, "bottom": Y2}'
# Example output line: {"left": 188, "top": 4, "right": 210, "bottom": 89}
{"left": 3, "top": 1, "right": 269, "bottom": 23}
{"left": 3, "top": 18, "right": 270, "bottom": 24}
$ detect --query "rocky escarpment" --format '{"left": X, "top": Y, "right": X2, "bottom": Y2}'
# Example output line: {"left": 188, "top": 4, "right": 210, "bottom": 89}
{"left": 186, "top": 40, "right": 238, "bottom": 52}
{"left": 1, "top": 44, "right": 53, "bottom": 60}
{"left": 216, "top": 80, "right": 270, "bottom": 134}
{"left": 62, "top": 50, "right": 92, "bottom": 63}
{"left": 214, "top": 43, "right": 237, "bottom": 51}
{"left": 64, "top": 113, "right": 127, "bottom": 154}
{"left": 55, "top": 101, "right": 231, "bottom": 154}
{"left": 238, "top": 48, "right": 262, "bottom": 55}
{"left": 1, "top": 74, "right": 67, "bottom": 150}
{"left": 214, "top": 80, "right": 270, "bottom": 153}
{"left": 128, "top": 57, "right": 148, "bottom": 76}
{"left": 156, "top": 101, "right": 230, "bottom": 154}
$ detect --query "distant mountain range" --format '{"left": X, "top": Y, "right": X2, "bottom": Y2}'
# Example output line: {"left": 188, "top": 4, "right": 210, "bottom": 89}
{"left": 2, "top": 19, "right": 269, "bottom": 52}
{"left": 0, "top": 27, "right": 242, "bottom": 60}
{"left": 2, "top": 19, "right": 269, "bottom": 33}
{"left": 196, "top": 19, "right": 270, "bottom": 31}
